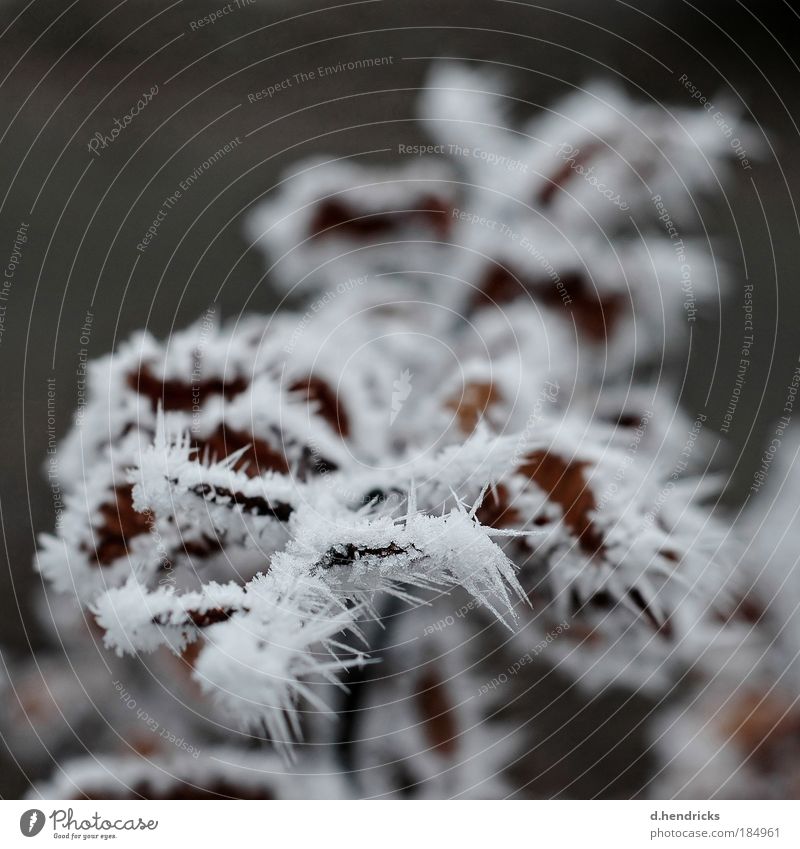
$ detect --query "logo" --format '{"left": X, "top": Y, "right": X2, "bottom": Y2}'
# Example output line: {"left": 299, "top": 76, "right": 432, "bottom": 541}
{"left": 19, "top": 809, "right": 45, "bottom": 837}
{"left": 390, "top": 369, "right": 413, "bottom": 425}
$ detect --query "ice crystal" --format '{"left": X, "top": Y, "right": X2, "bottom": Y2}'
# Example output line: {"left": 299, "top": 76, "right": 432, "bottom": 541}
{"left": 19, "top": 63, "right": 779, "bottom": 799}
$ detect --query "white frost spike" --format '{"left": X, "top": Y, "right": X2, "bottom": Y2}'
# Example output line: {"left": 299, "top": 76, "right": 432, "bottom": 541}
{"left": 26, "top": 63, "right": 759, "bottom": 793}
{"left": 404, "top": 506, "right": 526, "bottom": 622}
{"left": 128, "top": 406, "right": 193, "bottom": 515}
{"left": 192, "top": 569, "right": 364, "bottom": 750}
{"left": 93, "top": 580, "right": 249, "bottom": 656}
{"left": 131, "top": 420, "right": 298, "bottom": 519}
{"left": 283, "top": 497, "right": 525, "bottom": 623}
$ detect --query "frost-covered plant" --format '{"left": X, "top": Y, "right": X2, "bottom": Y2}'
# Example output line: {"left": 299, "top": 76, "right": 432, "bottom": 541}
{"left": 10, "top": 64, "right": 791, "bottom": 800}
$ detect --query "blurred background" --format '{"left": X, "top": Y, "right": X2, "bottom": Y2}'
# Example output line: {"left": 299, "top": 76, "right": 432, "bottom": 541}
{"left": 0, "top": 0, "right": 799, "bottom": 797}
